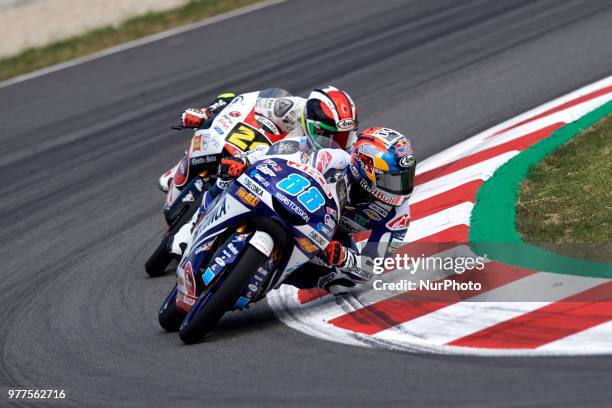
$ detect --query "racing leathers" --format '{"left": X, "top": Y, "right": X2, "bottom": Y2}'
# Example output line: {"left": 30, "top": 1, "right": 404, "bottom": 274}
{"left": 288, "top": 184, "right": 410, "bottom": 294}
{"left": 158, "top": 90, "right": 307, "bottom": 192}
{"left": 171, "top": 138, "right": 411, "bottom": 295}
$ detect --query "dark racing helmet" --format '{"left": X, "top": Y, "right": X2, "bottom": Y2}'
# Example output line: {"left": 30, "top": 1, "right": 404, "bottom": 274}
{"left": 300, "top": 86, "right": 358, "bottom": 150}
{"left": 349, "top": 127, "right": 416, "bottom": 206}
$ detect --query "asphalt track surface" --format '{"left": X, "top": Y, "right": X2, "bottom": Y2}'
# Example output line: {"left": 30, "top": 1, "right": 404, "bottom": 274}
{"left": 1, "top": 0, "right": 612, "bottom": 406}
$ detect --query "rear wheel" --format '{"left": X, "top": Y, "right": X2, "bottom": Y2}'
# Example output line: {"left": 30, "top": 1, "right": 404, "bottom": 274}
{"left": 178, "top": 240, "right": 268, "bottom": 344}
{"left": 158, "top": 285, "right": 186, "bottom": 332}
{"left": 145, "top": 192, "right": 203, "bottom": 277}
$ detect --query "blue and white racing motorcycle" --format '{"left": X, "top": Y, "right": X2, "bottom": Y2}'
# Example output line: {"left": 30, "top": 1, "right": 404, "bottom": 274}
{"left": 158, "top": 136, "right": 347, "bottom": 344}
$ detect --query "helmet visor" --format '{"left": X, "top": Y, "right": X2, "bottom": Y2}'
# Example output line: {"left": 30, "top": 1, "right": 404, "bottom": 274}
{"left": 375, "top": 166, "right": 416, "bottom": 195}
{"left": 306, "top": 119, "right": 353, "bottom": 149}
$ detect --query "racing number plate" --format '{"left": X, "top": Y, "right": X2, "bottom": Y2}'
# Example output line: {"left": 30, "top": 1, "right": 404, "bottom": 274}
{"left": 225, "top": 123, "right": 271, "bottom": 151}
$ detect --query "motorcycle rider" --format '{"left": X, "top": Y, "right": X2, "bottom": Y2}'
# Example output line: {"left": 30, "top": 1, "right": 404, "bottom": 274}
{"left": 158, "top": 86, "right": 358, "bottom": 193}
{"left": 287, "top": 126, "right": 416, "bottom": 294}
{"left": 175, "top": 126, "right": 416, "bottom": 295}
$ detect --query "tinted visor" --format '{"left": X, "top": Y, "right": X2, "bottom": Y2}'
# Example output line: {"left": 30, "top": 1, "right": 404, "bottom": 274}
{"left": 375, "top": 166, "right": 416, "bottom": 195}
{"left": 310, "top": 125, "right": 350, "bottom": 149}
{"left": 306, "top": 99, "right": 336, "bottom": 127}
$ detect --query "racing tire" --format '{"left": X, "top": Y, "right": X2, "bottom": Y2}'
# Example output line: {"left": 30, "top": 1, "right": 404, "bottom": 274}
{"left": 178, "top": 240, "right": 268, "bottom": 344}
{"left": 158, "top": 285, "right": 186, "bottom": 332}
{"left": 144, "top": 193, "right": 203, "bottom": 277}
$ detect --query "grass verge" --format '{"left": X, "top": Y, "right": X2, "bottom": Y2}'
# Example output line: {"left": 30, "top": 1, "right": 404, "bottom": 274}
{"left": 516, "top": 114, "right": 611, "bottom": 262}
{"left": 0, "top": 0, "right": 264, "bottom": 82}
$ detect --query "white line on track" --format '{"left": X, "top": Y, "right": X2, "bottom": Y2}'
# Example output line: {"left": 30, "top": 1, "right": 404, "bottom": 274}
{"left": 0, "top": 0, "right": 286, "bottom": 89}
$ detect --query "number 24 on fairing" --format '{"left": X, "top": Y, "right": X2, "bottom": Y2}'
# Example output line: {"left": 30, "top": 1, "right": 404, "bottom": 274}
{"left": 276, "top": 174, "right": 325, "bottom": 212}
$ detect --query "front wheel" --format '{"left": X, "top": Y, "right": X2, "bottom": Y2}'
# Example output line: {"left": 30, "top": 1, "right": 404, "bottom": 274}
{"left": 178, "top": 240, "right": 269, "bottom": 344}
{"left": 158, "top": 285, "right": 186, "bottom": 332}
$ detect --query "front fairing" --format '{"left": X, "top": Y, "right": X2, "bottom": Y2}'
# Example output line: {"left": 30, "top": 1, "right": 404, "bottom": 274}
{"left": 175, "top": 153, "right": 340, "bottom": 310}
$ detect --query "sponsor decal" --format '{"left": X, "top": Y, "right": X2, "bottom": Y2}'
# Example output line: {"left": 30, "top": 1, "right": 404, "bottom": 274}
{"left": 301, "top": 152, "right": 309, "bottom": 164}
{"left": 324, "top": 213, "right": 336, "bottom": 229}
{"left": 252, "top": 172, "right": 270, "bottom": 187}
{"left": 373, "top": 127, "right": 400, "bottom": 142}
{"left": 177, "top": 291, "right": 195, "bottom": 307}
{"left": 268, "top": 140, "right": 299, "bottom": 155}
{"left": 217, "top": 117, "right": 231, "bottom": 130}
{"left": 274, "top": 98, "right": 294, "bottom": 117}
{"left": 192, "top": 135, "right": 202, "bottom": 151}
{"left": 263, "top": 159, "right": 281, "bottom": 171}
{"left": 316, "top": 222, "right": 332, "bottom": 236}
{"left": 194, "top": 238, "right": 216, "bottom": 254}
{"left": 242, "top": 176, "right": 264, "bottom": 197}
{"left": 215, "top": 257, "right": 225, "bottom": 267}
{"left": 308, "top": 230, "right": 327, "bottom": 248}
{"left": 326, "top": 207, "right": 337, "bottom": 217}
{"left": 184, "top": 262, "right": 196, "bottom": 297}
{"left": 229, "top": 95, "right": 243, "bottom": 105}
{"left": 316, "top": 151, "right": 332, "bottom": 173}
{"left": 236, "top": 186, "right": 260, "bottom": 207}
{"left": 202, "top": 197, "right": 227, "bottom": 228}
{"left": 277, "top": 193, "right": 310, "bottom": 222}
{"left": 248, "top": 283, "right": 259, "bottom": 292}
{"left": 216, "top": 178, "right": 233, "bottom": 189}
{"left": 214, "top": 125, "right": 224, "bottom": 135}
{"left": 191, "top": 155, "right": 217, "bottom": 166}
{"left": 387, "top": 238, "right": 404, "bottom": 254}
{"left": 354, "top": 146, "right": 377, "bottom": 181}
{"left": 236, "top": 233, "right": 248, "bottom": 241}
{"left": 386, "top": 213, "right": 410, "bottom": 230}
{"left": 363, "top": 208, "right": 381, "bottom": 221}
{"left": 337, "top": 118, "right": 356, "bottom": 130}
{"left": 256, "top": 164, "right": 276, "bottom": 177}
{"left": 255, "top": 114, "right": 280, "bottom": 134}
{"left": 287, "top": 161, "right": 327, "bottom": 191}
{"left": 355, "top": 173, "right": 399, "bottom": 205}
{"left": 368, "top": 202, "right": 389, "bottom": 217}
{"left": 399, "top": 154, "right": 415, "bottom": 168}
{"left": 229, "top": 111, "right": 241, "bottom": 117}
{"left": 228, "top": 243, "right": 239, "bottom": 255}
{"left": 195, "top": 179, "right": 204, "bottom": 191}
{"left": 250, "top": 231, "right": 274, "bottom": 256}
{"left": 296, "top": 237, "right": 319, "bottom": 254}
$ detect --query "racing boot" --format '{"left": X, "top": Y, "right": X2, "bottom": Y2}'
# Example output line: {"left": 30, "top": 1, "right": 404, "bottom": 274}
{"left": 168, "top": 188, "right": 218, "bottom": 258}
{"left": 317, "top": 268, "right": 364, "bottom": 296}
{"left": 158, "top": 162, "right": 179, "bottom": 193}
{"left": 169, "top": 211, "right": 198, "bottom": 258}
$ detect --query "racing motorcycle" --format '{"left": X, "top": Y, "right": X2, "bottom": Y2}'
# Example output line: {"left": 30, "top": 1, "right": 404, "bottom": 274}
{"left": 145, "top": 89, "right": 289, "bottom": 277}
{"left": 158, "top": 135, "right": 347, "bottom": 344}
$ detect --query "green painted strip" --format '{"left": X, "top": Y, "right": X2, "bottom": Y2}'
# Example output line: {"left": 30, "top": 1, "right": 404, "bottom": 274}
{"left": 469, "top": 100, "right": 612, "bottom": 278}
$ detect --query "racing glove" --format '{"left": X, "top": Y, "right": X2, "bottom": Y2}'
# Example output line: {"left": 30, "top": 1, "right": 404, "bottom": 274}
{"left": 181, "top": 108, "right": 211, "bottom": 128}
{"left": 325, "top": 240, "right": 347, "bottom": 266}
{"left": 220, "top": 154, "right": 248, "bottom": 180}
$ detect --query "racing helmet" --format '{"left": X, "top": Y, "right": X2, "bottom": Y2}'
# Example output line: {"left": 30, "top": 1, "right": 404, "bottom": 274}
{"left": 300, "top": 86, "right": 358, "bottom": 150}
{"left": 349, "top": 127, "right": 416, "bottom": 206}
